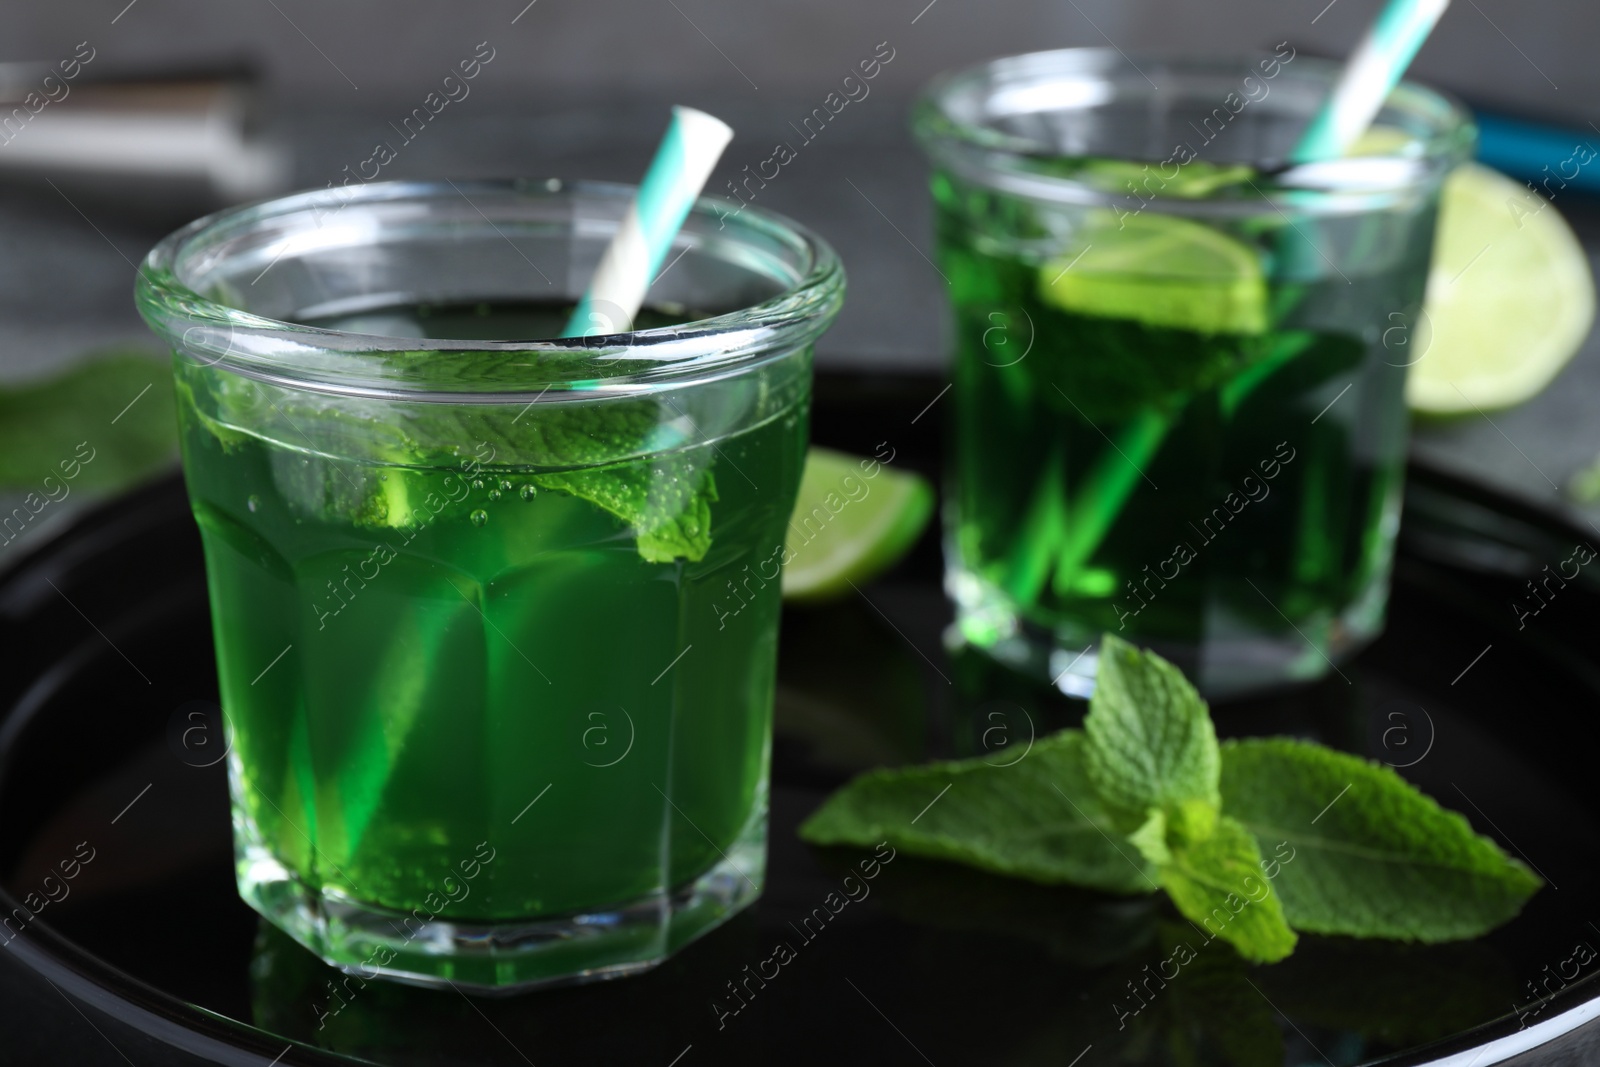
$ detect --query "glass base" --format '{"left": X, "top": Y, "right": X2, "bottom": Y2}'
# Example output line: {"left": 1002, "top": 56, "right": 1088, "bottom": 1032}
{"left": 234, "top": 813, "right": 766, "bottom": 994}
{"left": 948, "top": 564, "right": 1387, "bottom": 700}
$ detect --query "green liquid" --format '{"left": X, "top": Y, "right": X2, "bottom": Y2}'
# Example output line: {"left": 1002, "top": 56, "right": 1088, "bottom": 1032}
{"left": 935, "top": 174, "right": 1428, "bottom": 689}
{"left": 180, "top": 302, "right": 806, "bottom": 925}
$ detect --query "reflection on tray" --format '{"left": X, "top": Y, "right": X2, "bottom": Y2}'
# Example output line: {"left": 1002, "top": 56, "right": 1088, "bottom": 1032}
{"left": 244, "top": 851, "right": 1517, "bottom": 1067}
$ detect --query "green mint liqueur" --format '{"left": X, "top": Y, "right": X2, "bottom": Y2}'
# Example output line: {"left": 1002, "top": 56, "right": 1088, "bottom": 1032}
{"left": 935, "top": 165, "right": 1428, "bottom": 693}
{"left": 178, "top": 301, "right": 808, "bottom": 985}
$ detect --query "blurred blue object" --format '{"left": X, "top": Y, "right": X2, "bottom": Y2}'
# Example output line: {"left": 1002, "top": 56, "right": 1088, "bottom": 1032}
{"left": 1474, "top": 110, "right": 1600, "bottom": 195}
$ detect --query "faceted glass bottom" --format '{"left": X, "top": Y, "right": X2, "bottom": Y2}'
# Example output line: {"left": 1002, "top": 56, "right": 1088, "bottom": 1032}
{"left": 234, "top": 803, "right": 767, "bottom": 993}
{"left": 948, "top": 560, "right": 1388, "bottom": 700}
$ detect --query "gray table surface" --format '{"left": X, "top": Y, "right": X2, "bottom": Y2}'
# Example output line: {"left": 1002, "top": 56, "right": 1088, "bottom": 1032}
{"left": 4, "top": 101, "right": 1598, "bottom": 542}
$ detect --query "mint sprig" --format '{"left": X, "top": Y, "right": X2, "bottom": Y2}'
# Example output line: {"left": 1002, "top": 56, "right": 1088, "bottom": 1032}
{"left": 799, "top": 634, "right": 1542, "bottom": 963}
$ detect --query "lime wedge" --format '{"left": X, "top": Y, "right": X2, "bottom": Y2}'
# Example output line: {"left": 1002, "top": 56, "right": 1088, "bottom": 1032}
{"left": 1410, "top": 162, "right": 1596, "bottom": 414}
{"left": 1039, "top": 212, "right": 1268, "bottom": 336}
{"left": 782, "top": 447, "right": 935, "bottom": 602}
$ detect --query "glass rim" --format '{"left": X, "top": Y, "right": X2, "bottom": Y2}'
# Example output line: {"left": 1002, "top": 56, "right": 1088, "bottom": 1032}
{"left": 912, "top": 48, "right": 1476, "bottom": 216}
{"left": 134, "top": 178, "right": 845, "bottom": 401}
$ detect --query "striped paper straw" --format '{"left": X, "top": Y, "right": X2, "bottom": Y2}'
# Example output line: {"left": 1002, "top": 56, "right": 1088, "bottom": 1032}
{"left": 563, "top": 106, "right": 734, "bottom": 338}
{"left": 1291, "top": 0, "right": 1452, "bottom": 163}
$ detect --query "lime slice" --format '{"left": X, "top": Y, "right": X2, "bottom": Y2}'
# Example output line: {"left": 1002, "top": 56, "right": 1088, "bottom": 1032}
{"left": 1349, "top": 125, "right": 1412, "bottom": 156}
{"left": 1409, "top": 162, "right": 1595, "bottom": 414}
{"left": 1039, "top": 212, "right": 1268, "bottom": 336}
{"left": 782, "top": 447, "right": 935, "bottom": 602}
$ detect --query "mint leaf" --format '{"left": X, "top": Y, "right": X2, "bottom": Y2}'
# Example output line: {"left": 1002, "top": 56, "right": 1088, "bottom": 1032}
{"left": 1160, "top": 814, "right": 1297, "bottom": 963}
{"left": 181, "top": 364, "right": 718, "bottom": 562}
{"left": 509, "top": 401, "right": 717, "bottom": 563}
{"left": 1033, "top": 315, "right": 1275, "bottom": 424}
{"left": 1084, "top": 634, "right": 1220, "bottom": 821}
{"left": 534, "top": 454, "right": 716, "bottom": 563}
{"left": 799, "top": 730, "right": 1157, "bottom": 895}
{"left": 0, "top": 350, "right": 177, "bottom": 490}
{"left": 1220, "top": 738, "right": 1543, "bottom": 941}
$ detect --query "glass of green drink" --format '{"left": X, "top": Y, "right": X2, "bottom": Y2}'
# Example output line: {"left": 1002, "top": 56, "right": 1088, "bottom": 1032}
{"left": 135, "top": 180, "right": 843, "bottom": 990}
{"left": 916, "top": 49, "right": 1471, "bottom": 697}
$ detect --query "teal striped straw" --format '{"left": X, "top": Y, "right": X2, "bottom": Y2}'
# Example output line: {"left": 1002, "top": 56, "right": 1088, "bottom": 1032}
{"left": 563, "top": 106, "right": 734, "bottom": 338}
{"left": 1291, "top": 0, "right": 1452, "bottom": 163}
{"left": 1270, "top": 0, "right": 1453, "bottom": 281}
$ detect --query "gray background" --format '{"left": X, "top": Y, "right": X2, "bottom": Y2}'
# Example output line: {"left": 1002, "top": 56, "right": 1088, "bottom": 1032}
{"left": 0, "top": 0, "right": 1597, "bottom": 531}
{"left": 1, "top": 0, "right": 1585, "bottom": 118}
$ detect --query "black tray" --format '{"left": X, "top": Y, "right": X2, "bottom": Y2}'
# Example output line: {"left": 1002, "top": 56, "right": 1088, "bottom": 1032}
{"left": 3, "top": 373, "right": 1599, "bottom": 1067}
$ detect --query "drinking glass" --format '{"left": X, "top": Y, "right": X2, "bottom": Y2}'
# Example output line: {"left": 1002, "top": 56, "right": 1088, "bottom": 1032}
{"left": 136, "top": 179, "right": 843, "bottom": 990}
{"left": 915, "top": 49, "right": 1472, "bottom": 697}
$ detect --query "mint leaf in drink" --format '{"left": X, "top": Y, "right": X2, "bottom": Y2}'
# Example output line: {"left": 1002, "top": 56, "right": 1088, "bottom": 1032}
{"left": 534, "top": 450, "right": 717, "bottom": 563}
{"left": 0, "top": 349, "right": 177, "bottom": 490}
{"left": 1083, "top": 633, "right": 1221, "bottom": 823}
{"left": 1220, "top": 738, "right": 1543, "bottom": 941}
{"left": 799, "top": 730, "right": 1157, "bottom": 895}
{"left": 471, "top": 398, "right": 720, "bottom": 562}
{"left": 1159, "top": 813, "right": 1297, "bottom": 963}
{"left": 182, "top": 362, "right": 719, "bottom": 562}
{"left": 1032, "top": 314, "right": 1274, "bottom": 425}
